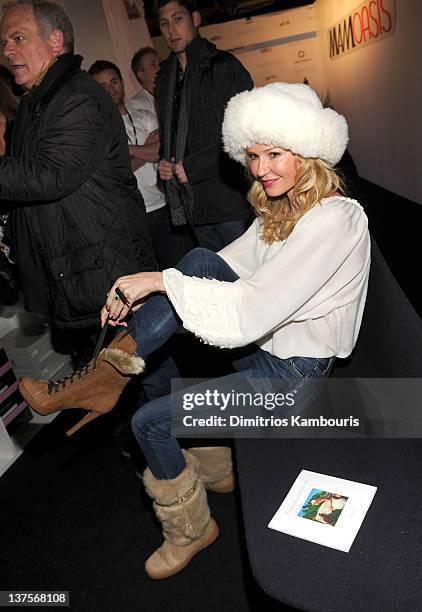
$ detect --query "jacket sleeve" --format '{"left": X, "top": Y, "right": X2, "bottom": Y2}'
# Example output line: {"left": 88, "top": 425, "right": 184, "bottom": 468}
{"left": 0, "top": 94, "right": 112, "bottom": 202}
{"left": 183, "top": 56, "right": 254, "bottom": 185}
{"left": 162, "top": 201, "right": 370, "bottom": 348}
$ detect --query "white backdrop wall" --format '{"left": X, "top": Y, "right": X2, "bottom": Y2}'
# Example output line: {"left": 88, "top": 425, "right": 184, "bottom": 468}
{"left": 51, "top": 0, "right": 118, "bottom": 72}
{"left": 60, "top": 0, "right": 152, "bottom": 98}
{"left": 204, "top": 5, "right": 325, "bottom": 92}
{"left": 315, "top": 0, "right": 421, "bottom": 204}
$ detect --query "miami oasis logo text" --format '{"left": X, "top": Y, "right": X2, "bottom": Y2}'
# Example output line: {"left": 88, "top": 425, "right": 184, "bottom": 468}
{"left": 328, "top": 0, "right": 396, "bottom": 60}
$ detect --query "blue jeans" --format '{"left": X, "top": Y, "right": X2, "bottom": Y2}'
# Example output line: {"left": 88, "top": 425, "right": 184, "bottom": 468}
{"left": 129, "top": 248, "right": 334, "bottom": 479}
{"left": 193, "top": 218, "right": 252, "bottom": 252}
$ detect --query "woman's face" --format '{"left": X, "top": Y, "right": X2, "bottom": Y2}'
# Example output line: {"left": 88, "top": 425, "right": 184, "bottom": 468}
{"left": 246, "top": 144, "right": 298, "bottom": 199}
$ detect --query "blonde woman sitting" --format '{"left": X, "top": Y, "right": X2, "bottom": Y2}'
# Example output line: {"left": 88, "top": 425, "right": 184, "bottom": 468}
{"left": 21, "top": 83, "right": 370, "bottom": 580}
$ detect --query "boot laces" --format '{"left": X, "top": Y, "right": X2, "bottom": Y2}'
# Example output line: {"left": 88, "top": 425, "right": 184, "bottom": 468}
{"left": 47, "top": 320, "right": 111, "bottom": 395}
{"left": 47, "top": 365, "right": 91, "bottom": 395}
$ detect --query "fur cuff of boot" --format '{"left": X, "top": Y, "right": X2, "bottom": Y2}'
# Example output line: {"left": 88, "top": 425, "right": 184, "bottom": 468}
{"left": 142, "top": 450, "right": 197, "bottom": 505}
{"left": 103, "top": 348, "right": 145, "bottom": 375}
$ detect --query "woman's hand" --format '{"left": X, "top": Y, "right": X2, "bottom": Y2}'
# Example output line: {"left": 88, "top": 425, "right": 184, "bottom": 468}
{"left": 101, "top": 271, "right": 165, "bottom": 327}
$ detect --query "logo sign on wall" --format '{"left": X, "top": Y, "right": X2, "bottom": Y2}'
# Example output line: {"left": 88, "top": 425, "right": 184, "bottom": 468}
{"left": 328, "top": 0, "right": 396, "bottom": 60}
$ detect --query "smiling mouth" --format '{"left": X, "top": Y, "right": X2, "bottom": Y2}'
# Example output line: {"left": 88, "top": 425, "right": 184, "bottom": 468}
{"left": 261, "top": 179, "right": 278, "bottom": 187}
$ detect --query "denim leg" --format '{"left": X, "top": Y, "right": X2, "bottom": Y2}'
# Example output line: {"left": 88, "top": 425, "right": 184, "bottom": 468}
{"left": 132, "top": 351, "right": 335, "bottom": 479}
{"left": 232, "top": 349, "right": 335, "bottom": 417}
{"left": 233, "top": 348, "right": 335, "bottom": 379}
{"left": 194, "top": 219, "right": 252, "bottom": 251}
{"left": 131, "top": 395, "right": 186, "bottom": 479}
{"left": 141, "top": 353, "right": 179, "bottom": 401}
{"left": 129, "top": 248, "right": 239, "bottom": 357}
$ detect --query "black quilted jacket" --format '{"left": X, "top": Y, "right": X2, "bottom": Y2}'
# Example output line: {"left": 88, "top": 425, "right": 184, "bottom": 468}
{"left": 0, "top": 54, "right": 156, "bottom": 329}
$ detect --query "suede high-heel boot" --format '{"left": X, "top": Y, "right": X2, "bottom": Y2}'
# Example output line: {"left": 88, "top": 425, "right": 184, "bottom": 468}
{"left": 143, "top": 450, "right": 219, "bottom": 580}
{"left": 18, "top": 331, "right": 144, "bottom": 436}
{"left": 187, "top": 446, "right": 235, "bottom": 493}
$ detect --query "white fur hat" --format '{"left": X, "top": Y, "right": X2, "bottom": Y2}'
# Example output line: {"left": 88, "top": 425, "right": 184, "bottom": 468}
{"left": 222, "top": 82, "right": 348, "bottom": 166}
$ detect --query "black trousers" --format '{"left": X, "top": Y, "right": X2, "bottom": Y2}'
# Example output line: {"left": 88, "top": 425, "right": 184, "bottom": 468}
{"left": 147, "top": 206, "right": 194, "bottom": 270}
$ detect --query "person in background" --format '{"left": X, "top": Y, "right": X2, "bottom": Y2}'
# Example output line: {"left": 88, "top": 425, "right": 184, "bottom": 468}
{"left": 89, "top": 59, "right": 190, "bottom": 272}
{"left": 155, "top": 0, "right": 254, "bottom": 251}
{"left": 128, "top": 46, "right": 160, "bottom": 117}
{"left": 0, "top": 0, "right": 156, "bottom": 368}
{"left": 20, "top": 82, "right": 370, "bottom": 580}
{"left": 89, "top": 59, "right": 189, "bottom": 450}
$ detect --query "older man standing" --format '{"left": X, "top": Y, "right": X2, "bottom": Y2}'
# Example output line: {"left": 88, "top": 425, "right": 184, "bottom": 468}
{"left": 0, "top": 0, "right": 156, "bottom": 365}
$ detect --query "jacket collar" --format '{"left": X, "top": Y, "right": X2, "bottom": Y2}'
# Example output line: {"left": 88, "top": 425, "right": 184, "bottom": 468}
{"left": 159, "top": 35, "right": 218, "bottom": 79}
{"left": 185, "top": 34, "right": 217, "bottom": 69}
{"left": 27, "top": 53, "right": 83, "bottom": 110}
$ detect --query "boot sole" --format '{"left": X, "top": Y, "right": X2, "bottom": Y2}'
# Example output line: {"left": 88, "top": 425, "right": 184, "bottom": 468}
{"left": 146, "top": 519, "right": 219, "bottom": 580}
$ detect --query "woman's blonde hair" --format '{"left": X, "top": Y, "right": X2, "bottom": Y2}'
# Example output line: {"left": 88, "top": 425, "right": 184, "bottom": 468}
{"left": 247, "top": 155, "right": 345, "bottom": 244}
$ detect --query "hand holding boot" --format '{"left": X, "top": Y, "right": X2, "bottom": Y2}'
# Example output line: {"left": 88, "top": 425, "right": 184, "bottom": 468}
{"left": 102, "top": 271, "right": 165, "bottom": 327}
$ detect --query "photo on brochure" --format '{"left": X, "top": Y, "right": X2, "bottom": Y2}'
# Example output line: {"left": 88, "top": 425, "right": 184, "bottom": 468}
{"left": 298, "top": 489, "right": 348, "bottom": 527}
{"left": 268, "top": 470, "right": 377, "bottom": 552}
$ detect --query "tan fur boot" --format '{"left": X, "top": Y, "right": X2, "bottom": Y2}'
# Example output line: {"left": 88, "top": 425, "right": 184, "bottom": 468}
{"left": 18, "top": 331, "right": 144, "bottom": 435}
{"left": 187, "top": 447, "right": 235, "bottom": 493}
{"left": 143, "top": 450, "right": 219, "bottom": 580}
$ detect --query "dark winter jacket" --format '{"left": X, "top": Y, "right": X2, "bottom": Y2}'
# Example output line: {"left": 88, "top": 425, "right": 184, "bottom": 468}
{"left": 0, "top": 54, "right": 156, "bottom": 329}
{"left": 155, "top": 36, "right": 254, "bottom": 226}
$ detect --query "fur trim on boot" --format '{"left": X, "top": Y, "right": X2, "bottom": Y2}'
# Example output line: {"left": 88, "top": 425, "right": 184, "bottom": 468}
{"left": 103, "top": 348, "right": 145, "bottom": 375}
{"left": 187, "top": 446, "right": 235, "bottom": 493}
{"left": 142, "top": 450, "right": 219, "bottom": 579}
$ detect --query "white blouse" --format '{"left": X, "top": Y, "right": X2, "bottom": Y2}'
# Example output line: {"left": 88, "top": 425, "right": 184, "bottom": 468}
{"left": 163, "top": 196, "right": 371, "bottom": 359}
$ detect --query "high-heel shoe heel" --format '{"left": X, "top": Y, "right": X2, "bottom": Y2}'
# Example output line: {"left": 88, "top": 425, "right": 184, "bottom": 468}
{"left": 66, "top": 410, "right": 104, "bottom": 436}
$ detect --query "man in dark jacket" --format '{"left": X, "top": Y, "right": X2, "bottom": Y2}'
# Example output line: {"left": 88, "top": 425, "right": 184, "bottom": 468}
{"left": 156, "top": 0, "right": 254, "bottom": 251}
{"left": 0, "top": 1, "right": 156, "bottom": 344}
